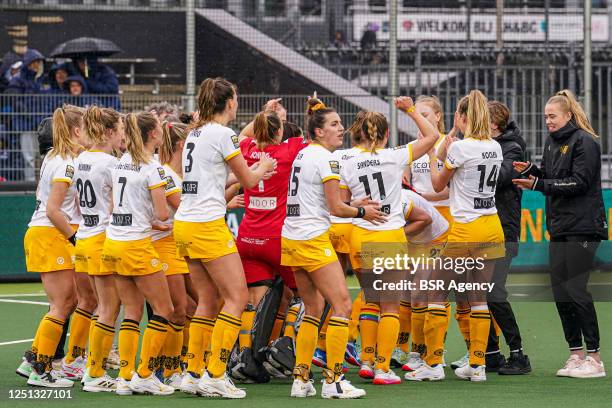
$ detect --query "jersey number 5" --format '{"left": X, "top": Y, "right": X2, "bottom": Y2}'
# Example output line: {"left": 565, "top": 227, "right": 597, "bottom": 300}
{"left": 289, "top": 166, "right": 301, "bottom": 196}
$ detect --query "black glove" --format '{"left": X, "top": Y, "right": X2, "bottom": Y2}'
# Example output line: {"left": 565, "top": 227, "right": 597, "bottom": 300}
{"left": 68, "top": 233, "right": 77, "bottom": 246}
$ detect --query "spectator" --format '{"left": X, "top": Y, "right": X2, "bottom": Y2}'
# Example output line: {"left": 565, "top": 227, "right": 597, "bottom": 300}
{"left": 47, "top": 63, "right": 73, "bottom": 93}
{"left": 360, "top": 25, "right": 377, "bottom": 50}
{"left": 4, "top": 49, "right": 47, "bottom": 181}
{"left": 0, "top": 51, "right": 22, "bottom": 93}
{"left": 332, "top": 30, "right": 348, "bottom": 48}
{"left": 64, "top": 75, "right": 86, "bottom": 96}
{"left": 71, "top": 56, "right": 120, "bottom": 109}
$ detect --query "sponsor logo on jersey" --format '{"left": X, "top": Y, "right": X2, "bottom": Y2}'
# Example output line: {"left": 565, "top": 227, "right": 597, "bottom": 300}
{"left": 286, "top": 204, "right": 301, "bottom": 217}
{"left": 65, "top": 165, "right": 74, "bottom": 178}
{"left": 83, "top": 214, "right": 100, "bottom": 227}
{"left": 157, "top": 167, "right": 166, "bottom": 180}
{"left": 78, "top": 163, "right": 91, "bottom": 172}
{"left": 473, "top": 197, "right": 495, "bottom": 209}
{"left": 182, "top": 181, "right": 198, "bottom": 194}
{"left": 249, "top": 196, "right": 277, "bottom": 210}
{"left": 111, "top": 213, "right": 133, "bottom": 226}
{"left": 231, "top": 134, "right": 240, "bottom": 149}
{"left": 329, "top": 160, "right": 340, "bottom": 174}
{"left": 165, "top": 176, "right": 176, "bottom": 190}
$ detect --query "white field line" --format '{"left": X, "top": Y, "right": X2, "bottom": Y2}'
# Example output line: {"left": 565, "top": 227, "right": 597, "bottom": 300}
{"left": 0, "top": 334, "right": 70, "bottom": 347}
{"left": 0, "top": 293, "right": 46, "bottom": 298}
{"left": 0, "top": 299, "right": 49, "bottom": 306}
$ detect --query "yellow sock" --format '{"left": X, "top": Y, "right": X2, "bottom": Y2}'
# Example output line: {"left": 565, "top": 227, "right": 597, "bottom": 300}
{"left": 187, "top": 316, "right": 214, "bottom": 375}
{"left": 376, "top": 313, "right": 400, "bottom": 371}
{"left": 317, "top": 310, "right": 332, "bottom": 351}
{"left": 65, "top": 308, "right": 93, "bottom": 364}
{"left": 118, "top": 319, "right": 140, "bottom": 380}
{"left": 455, "top": 306, "right": 471, "bottom": 349}
{"left": 284, "top": 304, "right": 300, "bottom": 339}
{"left": 181, "top": 315, "right": 191, "bottom": 365}
{"left": 398, "top": 301, "right": 411, "bottom": 353}
{"left": 269, "top": 312, "right": 285, "bottom": 343}
{"left": 35, "top": 314, "right": 65, "bottom": 372}
{"left": 87, "top": 315, "right": 98, "bottom": 367}
{"left": 469, "top": 306, "right": 491, "bottom": 367}
{"left": 239, "top": 306, "right": 256, "bottom": 350}
{"left": 424, "top": 304, "right": 447, "bottom": 366}
{"left": 137, "top": 315, "right": 169, "bottom": 378}
{"left": 349, "top": 291, "right": 363, "bottom": 342}
{"left": 162, "top": 322, "right": 184, "bottom": 377}
{"left": 410, "top": 306, "right": 427, "bottom": 358}
{"left": 294, "top": 315, "right": 320, "bottom": 380}
{"left": 207, "top": 312, "right": 241, "bottom": 378}
{"left": 359, "top": 303, "right": 380, "bottom": 363}
{"left": 89, "top": 321, "right": 115, "bottom": 378}
{"left": 325, "top": 317, "right": 349, "bottom": 381}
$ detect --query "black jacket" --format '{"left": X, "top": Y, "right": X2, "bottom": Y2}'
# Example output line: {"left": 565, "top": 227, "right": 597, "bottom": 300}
{"left": 524, "top": 121, "right": 608, "bottom": 239}
{"left": 494, "top": 122, "right": 526, "bottom": 250}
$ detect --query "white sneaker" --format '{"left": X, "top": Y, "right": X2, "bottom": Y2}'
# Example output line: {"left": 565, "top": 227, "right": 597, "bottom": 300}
{"left": 164, "top": 372, "right": 184, "bottom": 390}
{"left": 198, "top": 371, "right": 246, "bottom": 399}
{"left": 106, "top": 348, "right": 121, "bottom": 370}
{"left": 60, "top": 356, "right": 86, "bottom": 380}
{"left": 404, "top": 363, "right": 445, "bottom": 381}
{"left": 179, "top": 372, "right": 201, "bottom": 395}
{"left": 321, "top": 377, "right": 366, "bottom": 399}
{"left": 568, "top": 356, "right": 606, "bottom": 378}
{"left": 129, "top": 372, "right": 174, "bottom": 395}
{"left": 83, "top": 374, "right": 117, "bottom": 392}
{"left": 16, "top": 358, "right": 32, "bottom": 378}
{"left": 115, "top": 377, "right": 132, "bottom": 396}
{"left": 401, "top": 352, "right": 424, "bottom": 372}
{"left": 557, "top": 355, "right": 584, "bottom": 377}
{"left": 373, "top": 368, "right": 401, "bottom": 385}
{"left": 290, "top": 378, "right": 316, "bottom": 397}
{"left": 450, "top": 352, "right": 469, "bottom": 370}
{"left": 27, "top": 370, "right": 74, "bottom": 388}
{"left": 391, "top": 348, "right": 409, "bottom": 367}
{"left": 358, "top": 361, "right": 375, "bottom": 379}
{"left": 455, "top": 364, "right": 486, "bottom": 382}
{"left": 81, "top": 368, "right": 92, "bottom": 386}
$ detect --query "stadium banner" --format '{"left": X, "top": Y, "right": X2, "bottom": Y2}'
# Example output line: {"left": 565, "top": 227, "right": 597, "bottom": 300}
{"left": 0, "top": 191, "right": 610, "bottom": 280}
{"left": 353, "top": 13, "right": 609, "bottom": 42}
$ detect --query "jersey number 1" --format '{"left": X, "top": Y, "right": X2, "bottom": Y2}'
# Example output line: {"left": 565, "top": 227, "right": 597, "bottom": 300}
{"left": 359, "top": 172, "right": 387, "bottom": 200}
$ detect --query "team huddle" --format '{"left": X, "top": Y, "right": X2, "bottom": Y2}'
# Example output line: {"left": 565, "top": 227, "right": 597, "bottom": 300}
{"left": 19, "top": 76, "right": 573, "bottom": 399}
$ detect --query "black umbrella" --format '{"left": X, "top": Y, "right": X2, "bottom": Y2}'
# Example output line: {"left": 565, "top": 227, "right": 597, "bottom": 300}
{"left": 50, "top": 37, "right": 122, "bottom": 58}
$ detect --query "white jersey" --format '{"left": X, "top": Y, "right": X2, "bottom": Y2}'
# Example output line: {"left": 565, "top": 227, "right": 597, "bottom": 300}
{"left": 281, "top": 144, "right": 341, "bottom": 240}
{"left": 29, "top": 153, "right": 77, "bottom": 228}
{"left": 73, "top": 151, "right": 117, "bottom": 239}
{"left": 410, "top": 135, "right": 450, "bottom": 207}
{"left": 330, "top": 147, "right": 360, "bottom": 224}
{"left": 106, "top": 153, "right": 167, "bottom": 241}
{"left": 401, "top": 189, "right": 449, "bottom": 244}
{"left": 151, "top": 164, "right": 182, "bottom": 242}
{"left": 444, "top": 137, "right": 503, "bottom": 223}
{"left": 340, "top": 143, "right": 415, "bottom": 231}
{"left": 175, "top": 123, "right": 241, "bottom": 223}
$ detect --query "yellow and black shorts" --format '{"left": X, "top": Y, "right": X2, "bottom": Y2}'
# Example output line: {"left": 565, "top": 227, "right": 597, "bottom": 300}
{"left": 281, "top": 230, "right": 338, "bottom": 273}
{"left": 442, "top": 214, "right": 505, "bottom": 260}
{"left": 152, "top": 235, "right": 189, "bottom": 276}
{"left": 329, "top": 223, "right": 353, "bottom": 254}
{"left": 349, "top": 226, "right": 407, "bottom": 270}
{"left": 74, "top": 232, "right": 107, "bottom": 275}
{"left": 24, "top": 226, "right": 75, "bottom": 273}
{"left": 100, "top": 237, "right": 162, "bottom": 276}
{"left": 174, "top": 218, "right": 237, "bottom": 262}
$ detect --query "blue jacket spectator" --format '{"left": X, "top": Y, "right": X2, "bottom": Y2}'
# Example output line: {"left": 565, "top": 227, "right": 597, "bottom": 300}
{"left": 71, "top": 57, "right": 120, "bottom": 109}
{"left": 62, "top": 75, "right": 100, "bottom": 107}
{"left": 47, "top": 62, "right": 74, "bottom": 93}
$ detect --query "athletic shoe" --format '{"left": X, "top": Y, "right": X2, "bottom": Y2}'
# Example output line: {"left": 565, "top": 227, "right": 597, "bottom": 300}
{"left": 312, "top": 348, "right": 327, "bottom": 368}
{"left": 115, "top": 377, "right": 133, "bottom": 396}
{"left": 391, "top": 348, "right": 409, "bottom": 368}
{"left": 345, "top": 342, "right": 361, "bottom": 367}
{"left": 568, "top": 356, "right": 606, "bottom": 378}
{"left": 51, "top": 358, "right": 63, "bottom": 371}
{"left": 60, "top": 356, "right": 86, "bottom": 380}
{"left": 556, "top": 355, "right": 583, "bottom": 377}
{"left": 358, "top": 361, "right": 375, "bottom": 379}
{"left": 499, "top": 351, "right": 532, "bottom": 375}
{"left": 82, "top": 374, "right": 117, "bottom": 392}
{"left": 129, "top": 372, "right": 174, "bottom": 395}
{"left": 450, "top": 352, "right": 469, "bottom": 370}
{"left": 485, "top": 352, "right": 506, "bottom": 373}
{"left": 401, "top": 352, "right": 424, "bottom": 372}
{"left": 198, "top": 371, "right": 246, "bottom": 399}
{"left": 16, "top": 358, "right": 32, "bottom": 379}
{"left": 373, "top": 368, "right": 401, "bottom": 385}
{"left": 404, "top": 363, "right": 445, "bottom": 381}
{"left": 290, "top": 378, "right": 316, "bottom": 398}
{"left": 455, "top": 364, "right": 486, "bottom": 382}
{"left": 27, "top": 370, "right": 74, "bottom": 388}
{"left": 179, "top": 372, "right": 201, "bottom": 395}
{"left": 321, "top": 376, "right": 366, "bottom": 399}
{"left": 106, "top": 348, "right": 120, "bottom": 370}
{"left": 164, "top": 372, "right": 184, "bottom": 390}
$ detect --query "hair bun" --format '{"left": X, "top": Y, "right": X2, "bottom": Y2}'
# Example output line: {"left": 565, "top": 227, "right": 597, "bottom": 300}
{"left": 310, "top": 102, "right": 326, "bottom": 113}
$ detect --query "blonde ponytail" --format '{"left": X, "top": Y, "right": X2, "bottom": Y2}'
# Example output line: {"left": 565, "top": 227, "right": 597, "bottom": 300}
{"left": 84, "top": 106, "right": 121, "bottom": 145}
{"left": 188, "top": 77, "right": 237, "bottom": 134}
{"left": 49, "top": 105, "right": 83, "bottom": 159}
{"left": 361, "top": 111, "right": 388, "bottom": 154}
{"left": 458, "top": 90, "right": 491, "bottom": 140}
{"left": 547, "top": 89, "right": 597, "bottom": 137}
{"left": 124, "top": 113, "right": 149, "bottom": 166}
{"left": 159, "top": 121, "right": 188, "bottom": 164}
